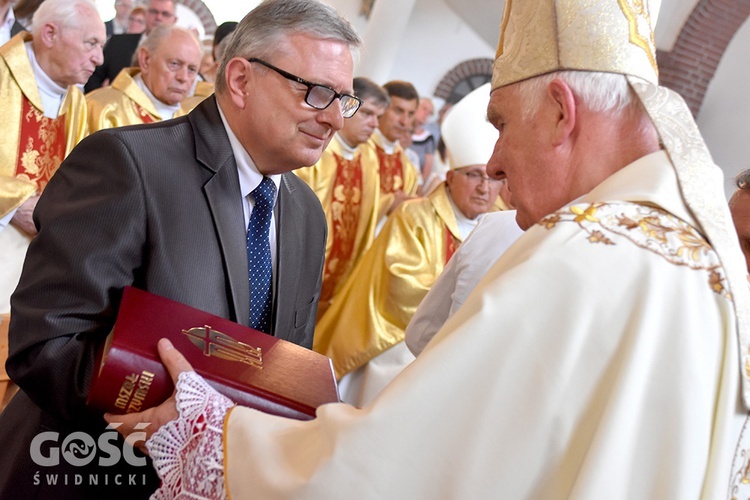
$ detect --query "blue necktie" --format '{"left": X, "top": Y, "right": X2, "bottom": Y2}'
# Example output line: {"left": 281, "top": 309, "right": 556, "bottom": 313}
{"left": 247, "top": 176, "right": 276, "bottom": 333}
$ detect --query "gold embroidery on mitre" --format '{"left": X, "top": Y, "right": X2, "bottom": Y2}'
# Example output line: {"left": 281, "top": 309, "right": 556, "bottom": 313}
{"left": 617, "top": 0, "right": 658, "bottom": 75}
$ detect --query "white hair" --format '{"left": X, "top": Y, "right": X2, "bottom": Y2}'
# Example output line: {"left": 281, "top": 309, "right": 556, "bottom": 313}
{"left": 518, "top": 71, "right": 636, "bottom": 121}
{"left": 32, "top": 0, "right": 100, "bottom": 36}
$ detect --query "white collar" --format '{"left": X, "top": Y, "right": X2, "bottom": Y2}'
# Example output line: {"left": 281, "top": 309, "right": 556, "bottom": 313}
{"left": 446, "top": 188, "right": 481, "bottom": 240}
{"left": 216, "top": 101, "right": 281, "bottom": 200}
{"left": 133, "top": 73, "right": 181, "bottom": 120}
{"left": 334, "top": 134, "right": 359, "bottom": 160}
{"left": 374, "top": 128, "right": 400, "bottom": 154}
{"left": 25, "top": 41, "right": 67, "bottom": 118}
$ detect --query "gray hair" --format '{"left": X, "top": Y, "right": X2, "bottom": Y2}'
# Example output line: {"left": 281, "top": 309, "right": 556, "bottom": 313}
{"left": 215, "top": 0, "right": 362, "bottom": 95}
{"left": 32, "top": 0, "right": 100, "bottom": 35}
{"left": 517, "top": 71, "right": 637, "bottom": 121}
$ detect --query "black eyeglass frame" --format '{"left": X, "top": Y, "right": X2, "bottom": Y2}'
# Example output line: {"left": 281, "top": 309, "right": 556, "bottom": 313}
{"left": 247, "top": 57, "right": 362, "bottom": 118}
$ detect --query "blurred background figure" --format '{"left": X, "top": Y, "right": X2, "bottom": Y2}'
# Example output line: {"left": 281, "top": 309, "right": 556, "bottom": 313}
{"left": 126, "top": 4, "right": 146, "bottom": 34}
{"left": 104, "top": 0, "right": 133, "bottom": 38}
{"left": 0, "top": 0, "right": 26, "bottom": 45}
{"left": 11, "top": 0, "right": 44, "bottom": 31}
{"left": 365, "top": 79, "right": 420, "bottom": 228}
{"left": 411, "top": 96, "right": 437, "bottom": 187}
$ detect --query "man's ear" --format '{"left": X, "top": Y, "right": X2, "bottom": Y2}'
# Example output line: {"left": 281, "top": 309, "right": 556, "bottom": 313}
{"left": 137, "top": 47, "right": 149, "bottom": 72}
{"left": 224, "top": 58, "right": 251, "bottom": 109}
{"left": 445, "top": 169, "right": 455, "bottom": 187}
{"left": 39, "top": 22, "right": 57, "bottom": 48}
{"left": 547, "top": 78, "right": 577, "bottom": 147}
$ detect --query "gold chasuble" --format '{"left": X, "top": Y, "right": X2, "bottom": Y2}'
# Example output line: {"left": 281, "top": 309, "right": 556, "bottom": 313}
{"left": 314, "top": 183, "right": 462, "bottom": 379}
{"left": 364, "top": 131, "right": 419, "bottom": 198}
{"left": 296, "top": 136, "right": 384, "bottom": 319}
{"left": 0, "top": 32, "right": 88, "bottom": 218}
{"left": 85, "top": 68, "right": 208, "bottom": 133}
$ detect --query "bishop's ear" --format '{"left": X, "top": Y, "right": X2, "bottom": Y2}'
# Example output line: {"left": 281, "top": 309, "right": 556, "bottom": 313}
{"left": 547, "top": 78, "right": 577, "bottom": 147}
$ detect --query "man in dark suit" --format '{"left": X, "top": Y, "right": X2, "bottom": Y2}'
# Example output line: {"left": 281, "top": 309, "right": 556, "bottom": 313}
{"left": 0, "top": 0, "right": 362, "bottom": 497}
{"left": 85, "top": 0, "right": 177, "bottom": 92}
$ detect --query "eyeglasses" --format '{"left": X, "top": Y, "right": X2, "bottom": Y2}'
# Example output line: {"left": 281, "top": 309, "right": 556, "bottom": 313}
{"left": 247, "top": 58, "right": 362, "bottom": 118}
{"left": 457, "top": 170, "right": 502, "bottom": 184}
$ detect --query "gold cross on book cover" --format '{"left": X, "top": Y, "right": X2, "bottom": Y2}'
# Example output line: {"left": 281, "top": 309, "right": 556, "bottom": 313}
{"left": 87, "top": 286, "right": 339, "bottom": 420}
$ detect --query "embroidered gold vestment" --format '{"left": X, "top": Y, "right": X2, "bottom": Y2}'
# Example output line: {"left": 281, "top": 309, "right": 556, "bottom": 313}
{"left": 364, "top": 132, "right": 418, "bottom": 200}
{"left": 85, "top": 68, "right": 208, "bottom": 133}
{"left": 0, "top": 32, "right": 88, "bottom": 218}
{"left": 296, "top": 136, "right": 384, "bottom": 319}
{"left": 313, "top": 183, "right": 462, "bottom": 378}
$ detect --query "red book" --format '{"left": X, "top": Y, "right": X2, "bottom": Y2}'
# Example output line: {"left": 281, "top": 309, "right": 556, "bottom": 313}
{"left": 87, "top": 286, "right": 339, "bottom": 420}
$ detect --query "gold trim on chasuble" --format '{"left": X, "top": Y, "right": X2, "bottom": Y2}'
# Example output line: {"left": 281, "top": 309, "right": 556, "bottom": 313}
{"left": 374, "top": 144, "right": 405, "bottom": 194}
{"left": 16, "top": 96, "right": 66, "bottom": 193}
{"left": 319, "top": 154, "right": 363, "bottom": 307}
{"left": 539, "top": 202, "right": 730, "bottom": 298}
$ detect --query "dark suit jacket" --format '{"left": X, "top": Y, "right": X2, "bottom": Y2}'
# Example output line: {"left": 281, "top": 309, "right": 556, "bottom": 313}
{"left": 10, "top": 20, "right": 25, "bottom": 38}
{"left": 0, "top": 96, "right": 327, "bottom": 499}
{"left": 104, "top": 19, "right": 114, "bottom": 38}
{"left": 85, "top": 33, "right": 141, "bottom": 93}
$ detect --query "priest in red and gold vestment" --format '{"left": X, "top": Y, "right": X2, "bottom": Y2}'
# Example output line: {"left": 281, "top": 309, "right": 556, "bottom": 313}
{"left": 314, "top": 86, "right": 503, "bottom": 406}
{"left": 85, "top": 25, "right": 204, "bottom": 133}
{"left": 363, "top": 80, "right": 420, "bottom": 215}
{"left": 0, "top": 0, "right": 105, "bottom": 312}
{"left": 296, "top": 77, "right": 390, "bottom": 319}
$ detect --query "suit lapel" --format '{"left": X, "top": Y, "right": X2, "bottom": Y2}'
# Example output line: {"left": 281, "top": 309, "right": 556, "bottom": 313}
{"left": 273, "top": 173, "right": 303, "bottom": 341}
{"left": 190, "top": 97, "right": 250, "bottom": 326}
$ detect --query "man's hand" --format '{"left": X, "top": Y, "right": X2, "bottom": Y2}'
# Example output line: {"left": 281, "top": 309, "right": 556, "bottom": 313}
{"left": 104, "top": 339, "right": 193, "bottom": 454}
{"left": 11, "top": 195, "right": 39, "bottom": 235}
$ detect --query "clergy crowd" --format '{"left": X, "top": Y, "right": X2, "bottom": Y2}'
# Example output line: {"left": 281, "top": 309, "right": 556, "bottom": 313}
{"left": 1, "top": 0, "right": 750, "bottom": 498}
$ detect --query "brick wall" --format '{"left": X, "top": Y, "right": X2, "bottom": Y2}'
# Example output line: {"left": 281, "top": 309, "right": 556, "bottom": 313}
{"left": 657, "top": 0, "right": 750, "bottom": 116}
{"left": 434, "top": 58, "right": 493, "bottom": 103}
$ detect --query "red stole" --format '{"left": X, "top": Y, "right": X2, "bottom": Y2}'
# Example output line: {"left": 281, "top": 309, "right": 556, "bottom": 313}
{"left": 135, "top": 103, "right": 156, "bottom": 124}
{"left": 15, "top": 96, "right": 66, "bottom": 194}
{"left": 374, "top": 144, "right": 404, "bottom": 194}
{"left": 319, "top": 153, "right": 363, "bottom": 305}
{"left": 444, "top": 227, "right": 459, "bottom": 264}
